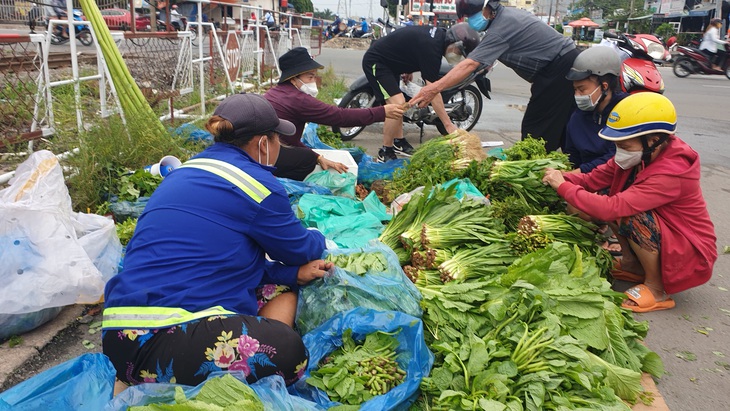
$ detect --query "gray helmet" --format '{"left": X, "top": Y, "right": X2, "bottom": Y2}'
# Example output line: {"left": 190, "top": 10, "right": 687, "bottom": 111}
{"left": 566, "top": 46, "right": 622, "bottom": 81}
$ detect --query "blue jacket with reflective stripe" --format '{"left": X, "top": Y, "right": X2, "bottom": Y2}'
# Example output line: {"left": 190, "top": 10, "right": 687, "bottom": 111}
{"left": 104, "top": 143, "right": 326, "bottom": 317}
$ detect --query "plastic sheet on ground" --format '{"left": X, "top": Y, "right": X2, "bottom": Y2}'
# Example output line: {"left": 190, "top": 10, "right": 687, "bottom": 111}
{"left": 105, "top": 372, "right": 324, "bottom": 411}
{"left": 290, "top": 308, "right": 434, "bottom": 411}
{"left": 297, "top": 194, "right": 391, "bottom": 248}
{"left": 295, "top": 242, "right": 422, "bottom": 335}
{"left": 0, "top": 353, "right": 116, "bottom": 411}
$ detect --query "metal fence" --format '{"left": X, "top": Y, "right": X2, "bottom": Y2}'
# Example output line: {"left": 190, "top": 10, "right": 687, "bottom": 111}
{"left": 0, "top": 2, "right": 324, "bottom": 150}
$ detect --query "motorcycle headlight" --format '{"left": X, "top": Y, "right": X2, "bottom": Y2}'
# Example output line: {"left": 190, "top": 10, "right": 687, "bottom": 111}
{"left": 645, "top": 41, "right": 665, "bottom": 60}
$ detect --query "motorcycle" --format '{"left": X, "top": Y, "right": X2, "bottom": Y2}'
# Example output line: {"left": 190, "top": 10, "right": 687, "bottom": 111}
{"left": 626, "top": 33, "right": 672, "bottom": 62}
{"left": 602, "top": 32, "right": 665, "bottom": 94}
{"left": 332, "top": 61, "right": 491, "bottom": 140}
{"left": 50, "top": 9, "right": 93, "bottom": 46}
{"left": 672, "top": 44, "right": 730, "bottom": 79}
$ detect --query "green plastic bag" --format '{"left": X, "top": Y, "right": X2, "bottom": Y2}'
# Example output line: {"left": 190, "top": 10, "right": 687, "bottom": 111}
{"left": 297, "top": 194, "right": 365, "bottom": 228}
{"left": 362, "top": 191, "right": 392, "bottom": 222}
{"left": 303, "top": 170, "right": 356, "bottom": 199}
{"left": 318, "top": 213, "right": 384, "bottom": 248}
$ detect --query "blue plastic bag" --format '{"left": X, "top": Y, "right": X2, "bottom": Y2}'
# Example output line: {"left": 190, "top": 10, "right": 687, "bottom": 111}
{"left": 105, "top": 372, "right": 324, "bottom": 411}
{"left": 277, "top": 177, "right": 332, "bottom": 206}
{"left": 357, "top": 154, "right": 409, "bottom": 187}
{"left": 296, "top": 241, "right": 422, "bottom": 334}
{"left": 0, "top": 353, "right": 115, "bottom": 411}
{"left": 173, "top": 123, "right": 214, "bottom": 143}
{"left": 291, "top": 308, "right": 434, "bottom": 411}
{"left": 302, "top": 123, "right": 366, "bottom": 163}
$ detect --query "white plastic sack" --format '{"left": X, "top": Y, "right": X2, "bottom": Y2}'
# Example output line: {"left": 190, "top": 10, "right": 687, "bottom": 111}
{"left": 0, "top": 151, "right": 122, "bottom": 316}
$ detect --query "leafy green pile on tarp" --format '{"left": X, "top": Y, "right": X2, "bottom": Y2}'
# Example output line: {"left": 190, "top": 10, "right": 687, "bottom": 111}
{"left": 128, "top": 374, "right": 264, "bottom": 411}
{"left": 416, "top": 242, "right": 663, "bottom": 410}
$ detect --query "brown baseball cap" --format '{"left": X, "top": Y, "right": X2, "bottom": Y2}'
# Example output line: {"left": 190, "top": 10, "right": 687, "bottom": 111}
{"left": 214, "top": 93, "right": 296, "bottom": 138}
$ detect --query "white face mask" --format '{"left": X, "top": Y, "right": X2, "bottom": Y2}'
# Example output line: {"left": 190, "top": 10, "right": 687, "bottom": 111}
{"left": 614, "top": 147, "right": 643, "bottom": 170}
{"left": 296, "top": 77, "right": 319, "bottom": 98}
{"left": 574, "top": 85, "right": 601, "bottom": 111}
{"left": 445, "top": 51, "right": 465, "bottom": 66}
{"left": 258, "top": 136, "right": 270, "bottom": 166}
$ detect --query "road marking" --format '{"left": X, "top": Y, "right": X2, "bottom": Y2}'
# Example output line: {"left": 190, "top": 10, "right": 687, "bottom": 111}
{"left": 702, "top": 85, "right": 730, "bottom": 89}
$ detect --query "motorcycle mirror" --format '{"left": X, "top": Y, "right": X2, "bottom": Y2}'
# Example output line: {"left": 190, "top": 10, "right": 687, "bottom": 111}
{"left": 380, "top": 0, "right": 388, "bottom": 7}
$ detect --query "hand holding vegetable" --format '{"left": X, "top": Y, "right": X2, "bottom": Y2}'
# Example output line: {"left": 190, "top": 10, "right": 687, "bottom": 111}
{"left": 297, "top": 259, "right": 332, "bottom": 285}
{"left": 542, "top": 167, "right": 566, "bottom": 189}
{"left": 384, "top": 104, "right": 405, "bottom": 120}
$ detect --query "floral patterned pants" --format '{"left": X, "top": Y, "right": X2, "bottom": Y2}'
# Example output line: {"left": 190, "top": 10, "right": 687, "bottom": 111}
{"left": 102, "top": 313, "right": 308, "bottom": 387}
{"left": 617, "top": 210, "right": 661, "bottom": 253}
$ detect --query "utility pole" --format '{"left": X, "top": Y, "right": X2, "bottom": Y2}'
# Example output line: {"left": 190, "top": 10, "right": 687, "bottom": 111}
{"left": 548, "top": 0, "right": 554, "bottom": 25}
{"left": 627, "top": 0, "right": 634, "bottom": 32}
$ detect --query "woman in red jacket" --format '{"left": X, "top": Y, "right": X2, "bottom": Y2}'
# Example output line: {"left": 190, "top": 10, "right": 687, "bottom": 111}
{"left": 543, "top": 93, "right": 717, "bottom": 313}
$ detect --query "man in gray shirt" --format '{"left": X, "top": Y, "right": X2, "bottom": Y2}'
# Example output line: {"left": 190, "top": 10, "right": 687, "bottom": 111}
{"left": 411, "top": 0, "right": 579, "bottom": 152}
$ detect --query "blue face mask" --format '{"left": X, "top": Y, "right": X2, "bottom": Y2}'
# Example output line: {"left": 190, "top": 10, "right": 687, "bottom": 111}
{"left": 468, "top": 11, "right": 490, "bottom": 31}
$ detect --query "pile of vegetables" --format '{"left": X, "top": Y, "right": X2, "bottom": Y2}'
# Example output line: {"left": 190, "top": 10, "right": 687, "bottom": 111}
{"left": 416, "top": 243, "right": 662, "bottom": 410}
{"left": 307, "top": 329, "right": 406, "bottom": 405}
{"left": 129, "top": 374, "right": 263, "bottom": 410}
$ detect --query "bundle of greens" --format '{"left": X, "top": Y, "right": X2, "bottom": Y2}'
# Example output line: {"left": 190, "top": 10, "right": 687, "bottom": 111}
{"left": 502, "top": 136, "right": 571, "bottom": 164}
{"left": 307, "top": 329, "right": 406, "bottom": 405}
{"left": 517, "top": 214, "right": 600, "bottom": 250}
{"left": 490, "top": 195, "right": 545, "bottom": 232}
{"left": 488, "top": 158, "right": 570, "bottom": 212}
{"left": 326, "top": 251, "right": 389, "bottom": 276}
{"left": 115, "top": 218, "right": 137, "bottom": 246}
{"left": 437, "top": 243, "right": 516, "bottom": 283}
{"left": 129, "top": 374, "right": 263, "bottom": 410}
{"left": 388, "top": 130, "right": 486, "bottom": 194}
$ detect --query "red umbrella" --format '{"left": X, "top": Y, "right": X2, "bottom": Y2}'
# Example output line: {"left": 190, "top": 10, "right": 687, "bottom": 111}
{"left": 568, "top": 17, "right": 599, "bottom": 28}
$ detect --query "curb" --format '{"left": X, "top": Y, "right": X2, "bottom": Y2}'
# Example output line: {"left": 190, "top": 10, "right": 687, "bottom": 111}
{"left": 0, "top": 305, "right": 85, "bottom": 389}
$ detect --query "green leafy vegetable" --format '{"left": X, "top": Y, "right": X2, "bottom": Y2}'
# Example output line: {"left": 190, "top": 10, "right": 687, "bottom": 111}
{"left": 128, "top": 374, "right": 263, "bottom": 410}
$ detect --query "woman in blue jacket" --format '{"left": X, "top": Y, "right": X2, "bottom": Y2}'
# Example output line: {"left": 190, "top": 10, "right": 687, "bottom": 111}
{"left": 103, "top": 94, "right": 330, "bottom": 387}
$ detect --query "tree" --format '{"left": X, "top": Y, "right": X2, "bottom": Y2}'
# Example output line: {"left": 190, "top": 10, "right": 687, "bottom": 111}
{"left": 291, "top": 0, "right": 313, "bottom": 13}
{"left": 314, "top": 8, "right": 335, "bottom": 20}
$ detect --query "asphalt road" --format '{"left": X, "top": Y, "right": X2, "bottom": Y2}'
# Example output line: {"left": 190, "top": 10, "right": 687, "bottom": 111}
{"left": 316, "top": 47, "right": 730, "bottom": 411}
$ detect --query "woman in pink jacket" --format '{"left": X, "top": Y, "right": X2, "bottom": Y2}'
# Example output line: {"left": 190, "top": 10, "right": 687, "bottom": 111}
{"left": 543, "top": 93, "right": 717, "bottom": 313}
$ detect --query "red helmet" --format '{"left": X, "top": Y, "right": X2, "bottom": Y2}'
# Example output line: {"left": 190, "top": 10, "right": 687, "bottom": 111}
{"left": 446, "top": 23, "right": 480, "bottom": 56}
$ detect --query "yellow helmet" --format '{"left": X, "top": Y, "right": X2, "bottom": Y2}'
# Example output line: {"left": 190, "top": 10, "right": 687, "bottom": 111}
{"left": 599, "top": 93, "right": 677, "bottom": 141}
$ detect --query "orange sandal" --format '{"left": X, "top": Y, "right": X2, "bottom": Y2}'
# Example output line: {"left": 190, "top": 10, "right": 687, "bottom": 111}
{"left": 610, "top": 260, "right": 644, "bottom": 283}
{"left": 622, "top": 284, "right": 675, "bottom": 313}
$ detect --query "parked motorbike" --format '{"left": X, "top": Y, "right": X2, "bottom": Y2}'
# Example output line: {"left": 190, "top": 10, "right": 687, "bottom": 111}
{"left": 602, "top": 32, "right": 665, "bottom": 94}
{"left": 626, "top": 33, "right": 672, "bottom": 62}
{"left": 332, "top": 62, "right": 491, "bottom": 140}
{"left": 50, "top": 9, "right": 93, "bottom": 46}
{"left": 672, "top": 44, "right": 730, "bottom": 79}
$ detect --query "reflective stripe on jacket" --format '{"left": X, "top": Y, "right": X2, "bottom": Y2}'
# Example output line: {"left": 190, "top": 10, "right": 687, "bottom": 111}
{"left": 102, "top": 305, "right": 236, "bottom": 329}
{"left": 178, "top": 158, "right": 271, "bottom": 203}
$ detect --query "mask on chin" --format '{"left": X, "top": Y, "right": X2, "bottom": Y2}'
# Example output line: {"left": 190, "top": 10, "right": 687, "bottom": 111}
{"left": 468, "top": 11, "right": 490, "bottom": 31}
{"left": 296, "top": 77, "right": 319, "bottom": 98}
{"left": 445, "top": 51, "right": 465, "bottom": 65}
{"left": 614, "top": 147, "right": 642, "bottom": 170}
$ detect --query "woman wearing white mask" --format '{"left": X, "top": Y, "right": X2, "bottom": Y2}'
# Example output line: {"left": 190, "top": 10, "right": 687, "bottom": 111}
{"left": 542, "top": 93, "right": 717, "bottom": 313}
{"left": 264, "top": 47, "right": 404, "bottom": 180}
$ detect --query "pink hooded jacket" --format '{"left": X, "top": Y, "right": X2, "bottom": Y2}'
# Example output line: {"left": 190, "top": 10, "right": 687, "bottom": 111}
{"left": 558, "top": 135, "right": 717, "bottom": 294}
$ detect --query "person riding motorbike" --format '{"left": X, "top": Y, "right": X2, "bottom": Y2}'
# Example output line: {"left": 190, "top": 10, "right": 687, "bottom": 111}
{"left": 411, "top": 0, "right": 578, "bottom": 153}
{"left": 354, "top": 16, "right": 369, "bottom": 38}
{"left": 51, "top": 0, "right": 68, "bottom": 39}
{"left": 361, "top": 22, "right": 480, "bottom": 161}
{"left": 700, "top": 18, "right": 728, "bottom": 70}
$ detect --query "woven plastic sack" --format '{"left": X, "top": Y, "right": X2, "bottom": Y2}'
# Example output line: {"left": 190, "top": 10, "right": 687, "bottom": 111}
{"left": 290, "top": 308, "right": 434, "bottom": 411}
{"left": 295, "top": 242, "right": 422, "bottom": 334}
{"left": 0, "top": 353, "right": 116, "bottom": 411}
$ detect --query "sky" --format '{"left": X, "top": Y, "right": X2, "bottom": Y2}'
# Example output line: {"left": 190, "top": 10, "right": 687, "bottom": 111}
{"left": 312, "top": 0, "right": 391, "bottom": 20}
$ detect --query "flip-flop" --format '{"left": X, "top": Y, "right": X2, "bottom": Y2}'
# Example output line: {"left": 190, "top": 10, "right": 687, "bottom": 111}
{"left": 610, "top": 260, "right": 644, "bottom": 283}
{"left": 602, "top": 236, "right": 622, "bottom": 256}
{"left": 622, "top": 284, "right": 675, "bottom": 313}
